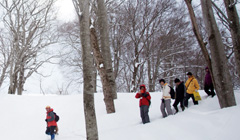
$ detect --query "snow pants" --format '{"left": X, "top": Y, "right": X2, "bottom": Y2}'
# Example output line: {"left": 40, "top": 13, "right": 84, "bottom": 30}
{"left": 160, "top": 99, "right": 173, "bottom": 118}
{"left": 140, "top": 105, "right": 150, "bottom": 124}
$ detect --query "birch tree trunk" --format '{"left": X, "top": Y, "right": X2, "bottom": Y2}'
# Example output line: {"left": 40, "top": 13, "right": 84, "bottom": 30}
{"left": 223, "top": 0, "right": 240, "bottom": 79}
{"left": 73, "top": 0, "right": 99, "bottom": 139}
{"left": 90, "top": 27, "right": 115, "bottom": 113}
{"left": 201, "top": 0, "right": 236, "bottom": 108}
{"left": 96, "top": 0, "right": 117, "bottom": 99}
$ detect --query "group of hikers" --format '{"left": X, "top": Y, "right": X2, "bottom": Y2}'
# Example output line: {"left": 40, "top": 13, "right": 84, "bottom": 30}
{"left": 135, "top": 67, "right": 216, "bottom": 124}
{"left": 44, "top": 67, "right": 215, "bottom": 140}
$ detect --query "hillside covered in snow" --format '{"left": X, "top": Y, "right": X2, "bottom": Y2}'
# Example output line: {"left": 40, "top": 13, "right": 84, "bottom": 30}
{"left": 0, "top": 90, "right": 239, "bottom": 140}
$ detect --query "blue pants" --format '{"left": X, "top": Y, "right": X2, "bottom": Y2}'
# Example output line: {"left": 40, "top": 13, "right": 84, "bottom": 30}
{"left": 46, "top": 126, "right": 56, "bottom": 140}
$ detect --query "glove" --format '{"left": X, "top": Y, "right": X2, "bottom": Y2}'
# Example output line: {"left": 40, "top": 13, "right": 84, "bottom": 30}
{"left": 161, "top": 99, "right": 165, "bottom": 103}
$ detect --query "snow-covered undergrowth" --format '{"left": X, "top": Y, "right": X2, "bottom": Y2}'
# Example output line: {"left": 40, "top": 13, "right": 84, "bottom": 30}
{"left": 0, "top": 90, "right": 239, "bottom": 140}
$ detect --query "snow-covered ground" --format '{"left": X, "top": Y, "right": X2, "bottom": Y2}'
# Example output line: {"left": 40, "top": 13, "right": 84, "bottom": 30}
{"left": 0, "top": 90, "right": 239, "bottom": 140}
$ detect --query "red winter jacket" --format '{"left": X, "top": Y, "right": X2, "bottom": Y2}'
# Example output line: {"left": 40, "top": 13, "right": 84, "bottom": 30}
{"left": 46, "top": 109, "right": 57, "bottom": 127}
{"left": 135, "top": 84, "right": 151, "bottom": 106}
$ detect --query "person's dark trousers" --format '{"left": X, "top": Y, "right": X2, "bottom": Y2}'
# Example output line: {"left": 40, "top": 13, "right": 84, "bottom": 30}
{"left": 173, "top": 98, "right": 184, "bottom": 108}
{"left": 46, "top": 126, "right": 56, "bottom": 140}
{"left": 184, "top": 93, "right": 198, "bottom": 107}
{"left": 173, "top": 98, "right": 184, "bottom": 112}
{"left": 204, "top": 84, "right": 216, "bottom": 97}
{"left": 140, "top": 105, "right": 150, "bottom": 124}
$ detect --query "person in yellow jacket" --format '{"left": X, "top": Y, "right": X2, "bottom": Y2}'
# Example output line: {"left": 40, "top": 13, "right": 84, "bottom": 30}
{"left": 184, "top": 72, "right": 200, "bottom": 107}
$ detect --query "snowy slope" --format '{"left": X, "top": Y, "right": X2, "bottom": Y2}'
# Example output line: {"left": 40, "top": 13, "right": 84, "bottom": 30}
{"left": 0, "top": 90, "right": 239, "bottom": 140}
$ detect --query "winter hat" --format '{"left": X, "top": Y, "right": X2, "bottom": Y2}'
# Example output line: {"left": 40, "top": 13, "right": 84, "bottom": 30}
{"left": 45, "top": 106, "right": 51, "bottom": 109}
{"left": 140, "top": 85, "right": 145, "bottom": 90}
{"left": 187, "top": 72, "right": 192, "bottom": 76}
{"left": 205, "top": 66, "right": 209, "bottom": 70}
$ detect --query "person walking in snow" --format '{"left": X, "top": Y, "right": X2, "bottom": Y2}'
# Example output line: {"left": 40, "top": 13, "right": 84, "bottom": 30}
{"left": 159, "top": 79, "right": 173, "bottom": 118}
{"left": 135, "top": 84, "right": 151, "bottom": 124}
{"left": 173, "top": 78, "right": 185, "bottom": 113}
{"left": 184, "top": 72, "right": 200, "bottom": 107}
{"left": 204, "top": 67, "right": 216, "bottom": 97}
{"left": 45, "top": 106, "right": 57, "bottom": 140}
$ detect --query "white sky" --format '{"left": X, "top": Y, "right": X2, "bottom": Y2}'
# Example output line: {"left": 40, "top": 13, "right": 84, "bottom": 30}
{"left": 55, "top": 0, "right": 76, "bottom": 21}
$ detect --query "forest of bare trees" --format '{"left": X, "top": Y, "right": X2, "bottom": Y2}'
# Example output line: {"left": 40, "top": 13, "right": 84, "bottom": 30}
{"left": 0, "top": 0, "right": 238, "bottom": 104}
{"left": 0, "top": 1, "right": 237, "bottom": 97}
{"left": 0, "top": 0, "right": 58, "bottom": 95}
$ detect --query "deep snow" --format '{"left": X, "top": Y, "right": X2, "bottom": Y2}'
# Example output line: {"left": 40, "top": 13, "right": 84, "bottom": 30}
{"left": 0, "top": 90, "right": 239, "bottom": 140}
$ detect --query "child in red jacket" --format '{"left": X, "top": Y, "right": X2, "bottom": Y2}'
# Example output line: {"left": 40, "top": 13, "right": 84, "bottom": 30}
{"left": 135, "top": 84, "right": 151, "bottom": 124}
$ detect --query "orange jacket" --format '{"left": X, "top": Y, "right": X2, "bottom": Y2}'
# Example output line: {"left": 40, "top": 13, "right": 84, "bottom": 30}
{"left": 46, "top": 109, "right": 57, "bottom": 127}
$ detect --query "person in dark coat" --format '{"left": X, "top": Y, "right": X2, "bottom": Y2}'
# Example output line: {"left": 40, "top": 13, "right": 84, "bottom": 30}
{"left": 204, "top": 67, "right": 216, "bottom": 97}
{"left": 135, "top": 84, "right": 151, "bottom": 124}
{"left": 173, "top": 78, "right": 185, "bottom": 113}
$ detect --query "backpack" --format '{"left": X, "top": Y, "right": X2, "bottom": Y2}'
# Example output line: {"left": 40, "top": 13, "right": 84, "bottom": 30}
{"left": 148, "top": 99, "right": 151, "bottom": 106}
{"left": 168, "top": 85, "right": 176, "bottom": 99}
{"left": 143, "top": 92, "right": 151, "bottom": 106}
{"left": 53, "top": 112, "right": 59, "bottom": 122}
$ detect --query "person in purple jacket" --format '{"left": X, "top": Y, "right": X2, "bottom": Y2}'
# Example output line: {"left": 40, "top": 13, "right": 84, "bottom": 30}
{"left": 204, "top": 67, "right": 216, "bottom": 97}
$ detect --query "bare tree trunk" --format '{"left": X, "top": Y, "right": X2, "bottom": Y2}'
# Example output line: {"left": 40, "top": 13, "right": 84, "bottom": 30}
{"left": 113, "top": 40, "right": 121, "bottom": 83}
{"left": 93, "top": 67, "right": 97, "bottom": 93}
{"left": 0, "top": 59, "right": 10, "bottom": 88}
{"left": 8, "top": 65, "right": 18, "bottom": 95}
{"left": 17, "top": 62, "right": 25, "bottom": 95}
{"left": 91, "top": 27, "right": 115, "bottom": 114}
{"left": 8, "top": 57, "right": 14, "bottom": 94}
{"left": 201, "top": 0, "right": 236, "bottom": 108}
{"left": 96, "top": 0, "right": 117, "bottom": 99}
{"left": 131, "top": 43, "right": 140, "bottom": 92}
{"left": 0, "top": 34, "right": 11, "bottom": 87}
{"left": 184, "top": 0, "right": 212, "bottom": 74}
{"left": 148, "top": 58, "right": 154, "bottom": 92}
{"left": 73, "top": 0, "right": 99, "bottom": 139}
{"left": 0, "top": 66, "right": 7, "bottom": 88}
{"left": 224, "top": 0, "right": 240, "bottom": 79}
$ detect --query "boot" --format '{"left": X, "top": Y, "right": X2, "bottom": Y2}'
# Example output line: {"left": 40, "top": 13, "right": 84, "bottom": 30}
{"left": 181, "top": 106, "right": 185, "bottom": 111}
{"left": 174, "top": 106, "right": 179, "bottom": 114}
